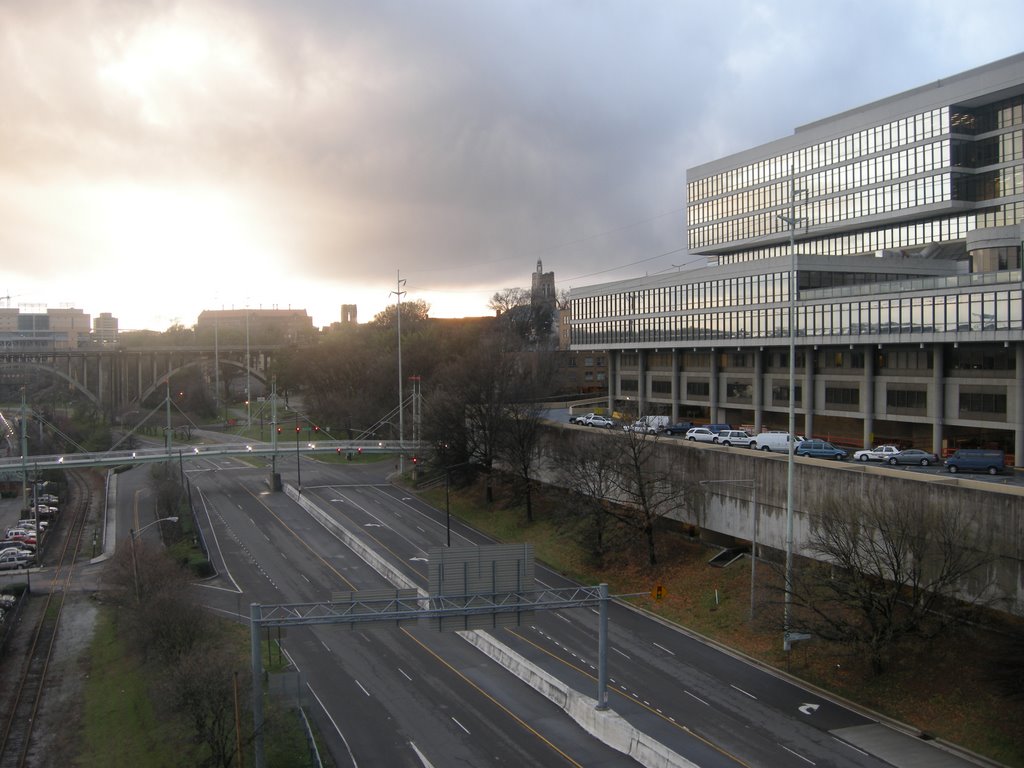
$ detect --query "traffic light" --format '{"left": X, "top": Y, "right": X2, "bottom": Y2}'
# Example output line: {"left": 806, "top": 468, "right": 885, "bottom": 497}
{"left": 412, "top": 456, "right": 418, "bottom": 464}
{"left": 313, "top": 425, "right": 320, "bottom": 434}
{"left": 357, "top": 447, "right": 362, "bottom": 454}
{"left": 295, "top": 426, "right": 301, "bottom": 433}
{"left": 276, "top": 427, "right": 282, "bottom": 435}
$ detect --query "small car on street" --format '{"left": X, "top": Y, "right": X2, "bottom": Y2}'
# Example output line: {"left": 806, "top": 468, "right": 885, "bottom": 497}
{"left": 853, "top": 445, "right": 901, "bottom": 462}
{"left": 713, "top": 429, "right": 754, "bottom": 447}
{"left": 582, "top": 414, "right": 617, "bottom": 428}
{"left": 684, "top": 427, "right": 718, "bottom": 443}
{"left": 886, "top": 449, "right": 939, "bottom": 466}
{"left": 795, "top": 440, "right": 848, "bottom": 460}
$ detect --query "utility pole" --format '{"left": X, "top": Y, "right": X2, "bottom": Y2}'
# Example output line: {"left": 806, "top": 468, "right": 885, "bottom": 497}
{"left": 778, "top": 168, "right": 806, "bottom": 653}
{"left": 391, "top": 271, "right": 406, "bottom": 472}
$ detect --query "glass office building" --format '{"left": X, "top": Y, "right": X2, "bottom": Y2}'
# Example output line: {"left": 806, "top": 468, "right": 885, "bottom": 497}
{"left": 569, "top": 53, "right": 1024, "bottom": 460}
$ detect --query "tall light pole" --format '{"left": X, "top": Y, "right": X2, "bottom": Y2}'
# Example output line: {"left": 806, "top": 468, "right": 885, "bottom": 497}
{"left": 778, "top": 168, "right": 805, "bottom": 652}
{"left": 245, "top": 305, "right": 252, "bottom": 430}
{"left": 391, "top": 272, "right": 406, "bottom": 472}
{"left": 130, "top": 516, "right": 179, "bottom": 601}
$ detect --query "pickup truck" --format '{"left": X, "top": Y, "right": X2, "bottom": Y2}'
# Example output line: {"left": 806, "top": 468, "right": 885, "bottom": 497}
{"left": 853, "top": 445, "right": 901, "bottom": 462}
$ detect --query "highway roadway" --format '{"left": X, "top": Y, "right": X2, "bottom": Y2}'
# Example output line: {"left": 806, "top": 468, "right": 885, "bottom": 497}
{"left": 112, "top": 445, "right": 985, "bottom": 767}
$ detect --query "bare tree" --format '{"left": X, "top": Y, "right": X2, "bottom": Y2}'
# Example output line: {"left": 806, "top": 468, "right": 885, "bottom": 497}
{"left": 487, "top": 287, "right": 529, "bottom": 316}
{"left": 553, "top": 430, "right": 624, "bottom": 567}
{"left": 605, "top": 428, "right": 689, "bottom": 566}
{"left": 786, "top": 490, "right": 995, "bottom": 674}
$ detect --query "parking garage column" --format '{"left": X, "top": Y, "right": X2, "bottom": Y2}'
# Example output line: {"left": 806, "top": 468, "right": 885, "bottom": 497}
{"left": 753, "top": 348, "right": 764, "bottom": 434}
{"left": 932, "top": 343, "right": 945, "bottom": 456}
{"left": 637, "top": 349, "right": 647, "bottom": 417}
{"left": 671, "top": 349, "right": 680, "bottom": 422}
{"left": 607, "top": 351, "right": 618, "bottom": 414}
{"left": 803, "top": 347, "right": 815, "bottom": 438}
{"left": 1016, "top": 345, "right": 1024, "bottom": 467}
{"left": 862, "top": 344, "right": 875, "bottom": 447}
{"left": 709, "top": 349, "right": 720, "bottom": 423}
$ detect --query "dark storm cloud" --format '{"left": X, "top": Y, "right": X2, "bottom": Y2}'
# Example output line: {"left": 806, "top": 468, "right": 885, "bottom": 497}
{"left": 0, "top": 1, "right": 1022, "bottom": 328}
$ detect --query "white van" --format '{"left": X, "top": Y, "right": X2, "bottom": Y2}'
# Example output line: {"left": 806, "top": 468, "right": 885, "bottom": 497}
{"left": 750, "top": 431, "right": 803, "bottom": 452}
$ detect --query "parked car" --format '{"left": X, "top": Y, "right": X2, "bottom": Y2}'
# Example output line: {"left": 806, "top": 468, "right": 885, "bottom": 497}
{"left": 17, "top": 519, "right": 47, "bottom": 531}
{"left": 569, "top": 412, "right": 596, "bottom": 425}
{"left": 853, "top": 444, "right": 902, "bottom": 462}
{"left": 795, "top": 439, "right": 848, "bottom": 460}
{"left": 626, "top": 415, "right": 669, "bottom": 433}
{"left": 0, "top": 541, "right": 35, "bottom": 553}
{"left": 662, "top": 421, "right": 694, "bottom": 436}
{"left": 685, "top": 427, "right": 718, "bottom": 443}
{"left": 4, "top": 529, "right": 37, "bottom": 544}
{"left": 749, "top": 431, "right": 803, "bottom": 452}
{"left": 0, "top": 550, "right": 33, "bottom": 570}
{"left": 944, "top": 449, "right": 1006, "bottom": 475}
{"left": 887, "top": 449, "right": 939, "bottom": 466}
{"left": 581, "top": 414, "right": 617, "bottom": 428}
{"left": 713, "top": 429, "right": 754, "bottom": 447}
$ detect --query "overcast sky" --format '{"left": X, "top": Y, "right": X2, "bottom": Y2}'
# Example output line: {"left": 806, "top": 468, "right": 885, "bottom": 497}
{"left": 2, "top": 1, "right": 1022, "bottom": 331}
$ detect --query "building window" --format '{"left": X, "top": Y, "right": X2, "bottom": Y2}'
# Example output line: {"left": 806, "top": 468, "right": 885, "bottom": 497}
{"left": 825, "top": 387, "right": 860, "bottom": 407}
{"left": 652, "top": 380, "right": 672, "bottom": 394}
{"left": 887, "top": 389, "right": 927, "bottom": 411}
{"left": 771, "top": 384, "right": 802, "bottom": 405}
{"left": 621, "top": 378, "right": 638, "bottom": 394}
{"left": 686, "top": 381, "right": 710, "bottom": 397}
{"left": 958, "top": 391, "right": 1007, "bottom": 415}
{"left": 725, "top": 381, "right": 752, "bottom": 402}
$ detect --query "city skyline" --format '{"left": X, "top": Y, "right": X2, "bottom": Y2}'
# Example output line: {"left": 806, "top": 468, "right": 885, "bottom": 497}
{"left": 2, "top": 2, "right": 1023, "bottom": 331}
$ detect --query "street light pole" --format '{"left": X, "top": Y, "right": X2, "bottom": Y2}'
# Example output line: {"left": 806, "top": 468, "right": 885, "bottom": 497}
{"left": 295, "top": 421, "right": 301, "bottom": 493}
{"left": 778, "top": 168, "right": 805, "bottom": 653}
{"left": 130, "top": 516, "right": 179, "bottom": 601}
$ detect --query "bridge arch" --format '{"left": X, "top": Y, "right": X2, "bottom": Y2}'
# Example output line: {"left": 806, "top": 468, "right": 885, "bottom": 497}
{"left": 138, "top": 358, "right": 271, "bottom": 406}
{"left": 2, "top": 362, "right": 103, "bottom": 411}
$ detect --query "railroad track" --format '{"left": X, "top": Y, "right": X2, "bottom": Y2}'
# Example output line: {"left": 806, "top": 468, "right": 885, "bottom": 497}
{"left": 0, "top": 470, "right": 93, "bottom": 768}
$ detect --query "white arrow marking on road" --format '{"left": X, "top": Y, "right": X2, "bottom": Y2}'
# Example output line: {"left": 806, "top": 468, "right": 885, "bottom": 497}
{"left": 799, "top": 703, "right": 820, "bottom": 715}
{"left": 363, "top": 523, "right": 381, "bottom": 527}
{"left": 410, "top": 557, "right": 428, "bottom": 562}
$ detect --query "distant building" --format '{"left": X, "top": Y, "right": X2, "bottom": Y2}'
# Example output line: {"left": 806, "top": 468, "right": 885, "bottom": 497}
{"left": 93, "top": 312, "right": 118, "bottom": 344}
{"left": 341, "top": 305, "right": 358, "bottom": 325}
{"left": 195, "top": 308, "right": 315, "bottom": 346}
{"left": 0, "top": 306, "right": 91, "bottom": 351}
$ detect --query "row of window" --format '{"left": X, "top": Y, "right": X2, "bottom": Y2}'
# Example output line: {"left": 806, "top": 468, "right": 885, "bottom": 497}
{"left": 688, "top": 140, "right": 950, "bottom": 227}
{"left": 952, "top": 166, "right": 1024, "bottom": 202}
{"left": 951, "top": 96, "right": 1024, "bottom": 135}
{"left": 712, "top": 201, "right": 1022, "bottom": 267}
{"left": 689, "top": 174, "right": 952, "bottom": 251}
{"left": 688, "top": 108, "right": 948, "bottom": 200}
{"left": 572, "top": 270, "right": 932, "bottom": 322}
{"left": 621, "top": 345, "right": 1015, "bottom": 375}
{"left": 571, "top": 289, "right": 1022, "bottom": 345}
{"left": 649, "top": 377, "right": 1008, "bottom": 417}
{"left": 952, "top": 130, "right": 1024, "bottom": 167}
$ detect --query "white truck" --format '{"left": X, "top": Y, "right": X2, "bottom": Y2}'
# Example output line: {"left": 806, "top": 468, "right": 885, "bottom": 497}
{"left": 624, "top": 415, "right": 670, "bottom": 434}
{"left": 750, "top": 431, "right": 803, "bottom": 452}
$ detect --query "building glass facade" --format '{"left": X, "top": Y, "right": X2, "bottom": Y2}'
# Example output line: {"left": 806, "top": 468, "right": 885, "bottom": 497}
{"left": 569, "top": 53, "right": 1024, "bottom": 460}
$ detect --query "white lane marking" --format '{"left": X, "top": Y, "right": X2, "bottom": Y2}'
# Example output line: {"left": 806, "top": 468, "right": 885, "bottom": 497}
{"left": 612, "top": 647, "right": 631, "bottom": 659}
{"left": 409, "top": 742, "right": 436, "bottom": 767}
{"left": 398, "top": 668, "right": 413, "bottom": 681}
{"left": 194, "top": 486, "right": 242, "bottom": 594}
{"left": 685, "top": 690, "right": 710, "bottom": 706}
{"left": 731, "top": 684, "right": 757, "bottom": 700}
{"left": 307, "top": 684, "right": 360, "bottom": 768}
{"left": 832, "top": 736, "right": 868, "bottom": 755}
{"left": 321, "top": 640, "right": 331, "bottom": 652}
{"left": 653, "top": 641, "right": 675, "bottom": 655}
{"left": 451, "top": 717, "right": 470, "bottom": 735}
{"left": 355, "top": 679, "right": 371, "bottom": 697}
{"left": 301, "top": 573, "right": 310, "bottom": 583}
{"left": 779, "top": 744, "right": 815, "bottom": 764}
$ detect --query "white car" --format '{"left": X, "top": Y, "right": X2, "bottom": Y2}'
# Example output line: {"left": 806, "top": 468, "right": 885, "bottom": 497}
{"left": 685, "top": 427, "right": 717, "bottom": 443}
{"left": 853, "top": 445, "right": 901, "bottom": 462}
{"left": 581, "top": 414, "right": 616, "bottom": 428}
{"left": 714, "top": 430, "right": 755, "bottom": 447}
